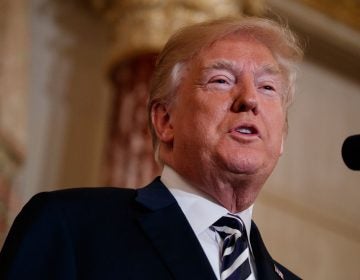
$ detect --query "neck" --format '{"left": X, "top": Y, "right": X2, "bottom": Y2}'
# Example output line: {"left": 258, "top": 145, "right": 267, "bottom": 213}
{"left": 166, "top": 163, "right": 264, "bottom": 212}
{"left": 200, "top": 174, "right": 263, "bottom": 212}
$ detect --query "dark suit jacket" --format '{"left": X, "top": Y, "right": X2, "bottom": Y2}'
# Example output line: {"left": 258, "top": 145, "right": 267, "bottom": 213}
{"left": 0, "top": 178, "right": 301, "bottom": 279}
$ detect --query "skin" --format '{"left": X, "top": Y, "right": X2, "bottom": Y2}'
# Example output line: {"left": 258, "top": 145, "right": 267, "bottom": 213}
{"left": 152, "top": 35, "right": 286, "bottom": 212}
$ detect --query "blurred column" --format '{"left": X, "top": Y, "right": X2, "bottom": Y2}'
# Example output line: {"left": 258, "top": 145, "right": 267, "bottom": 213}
{"left": 86, "top": 0, "right": 265, "bottom": 187}
{"left": 0, "top": 0, "right": 28, "bottom": 244}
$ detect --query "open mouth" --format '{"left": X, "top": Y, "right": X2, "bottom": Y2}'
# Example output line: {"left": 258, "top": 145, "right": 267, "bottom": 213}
{"left": 231, "top": 125, "right": 259, "bottom": 137}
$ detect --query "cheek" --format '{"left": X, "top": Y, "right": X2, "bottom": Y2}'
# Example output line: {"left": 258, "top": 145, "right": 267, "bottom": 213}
{"left": 177, "top": 110, "right": 225, "bottom": 154}
{"left": 185, "top": 95, "right": 228, "bottom": 126}
{"left": 263, "top": 106, "right": 286, "bottom": 145}
{"left": 174, "top": 91, "right": 234, "bottom": 144}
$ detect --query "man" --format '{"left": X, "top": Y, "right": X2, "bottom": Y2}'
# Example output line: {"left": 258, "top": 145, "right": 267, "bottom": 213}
{"left": 0, "top": 17, "right": 303, "bottom": 279}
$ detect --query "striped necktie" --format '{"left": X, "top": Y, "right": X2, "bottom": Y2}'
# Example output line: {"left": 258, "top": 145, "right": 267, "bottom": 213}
{"left": 212, "top": 214, "right": 254, "bottom": 280}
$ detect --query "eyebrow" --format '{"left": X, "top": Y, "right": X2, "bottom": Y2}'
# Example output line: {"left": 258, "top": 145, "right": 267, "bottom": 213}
{"left": 257, "top": 64, "right": 282, "bottom": 76}
{"left": 202, "top": 60, "right": 237, "bottom": 72}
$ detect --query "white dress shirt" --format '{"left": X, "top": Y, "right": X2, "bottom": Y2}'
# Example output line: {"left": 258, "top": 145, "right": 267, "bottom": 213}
{"left": 161, "top": 165, "right": 257, "bottom": 279}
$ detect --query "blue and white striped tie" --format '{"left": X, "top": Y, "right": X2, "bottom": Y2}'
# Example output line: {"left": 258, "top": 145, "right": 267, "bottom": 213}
{"left": 212, "top": 214, "right": 254, "bottom": 280}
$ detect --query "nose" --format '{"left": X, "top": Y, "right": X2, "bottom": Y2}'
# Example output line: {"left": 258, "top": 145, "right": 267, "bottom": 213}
{"left": 231, "top": 80, "right": 259, "bottom": 114}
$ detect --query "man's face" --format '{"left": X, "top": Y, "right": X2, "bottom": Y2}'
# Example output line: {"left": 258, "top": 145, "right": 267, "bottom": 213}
{"left": 164, "top": 36, "right": 286, "bottom": 196}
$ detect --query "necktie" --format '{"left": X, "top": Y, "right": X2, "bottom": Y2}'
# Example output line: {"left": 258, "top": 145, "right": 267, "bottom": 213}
{"left": 212, "top": 214, "right": 254, "bottom": 280}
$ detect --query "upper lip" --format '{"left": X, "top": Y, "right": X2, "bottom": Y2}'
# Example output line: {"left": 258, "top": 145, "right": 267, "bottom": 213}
{"left": 229, "top": 123, "right": 260, "bottom": 137}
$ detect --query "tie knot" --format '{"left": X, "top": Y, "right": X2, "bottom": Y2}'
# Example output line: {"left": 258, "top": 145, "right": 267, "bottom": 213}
{"left": 212, "top": 214, "right": 246, "bottom": 240}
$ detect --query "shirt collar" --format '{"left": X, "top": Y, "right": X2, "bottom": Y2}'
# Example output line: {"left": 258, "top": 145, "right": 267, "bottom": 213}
{"left": 160, "top": 165, "right": 253, "bottom": 240}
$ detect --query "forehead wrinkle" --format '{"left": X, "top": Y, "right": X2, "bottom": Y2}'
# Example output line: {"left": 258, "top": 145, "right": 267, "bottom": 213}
{"left": 201, "top": 59, "right": 237, "bottom": 73}
{"left": 256, "top": 64, "right": 282, "bottom": 77}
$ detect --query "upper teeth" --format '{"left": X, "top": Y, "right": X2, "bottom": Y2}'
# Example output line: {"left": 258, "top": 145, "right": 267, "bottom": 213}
{"left": 237, "top": 128, "right": 252, "bottom": 134}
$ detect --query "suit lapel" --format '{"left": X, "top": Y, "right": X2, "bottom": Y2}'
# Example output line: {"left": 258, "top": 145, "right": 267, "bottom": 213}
{"left": 250, "top": 221, "right": 284, "bottom": 279}
{"left": 135, "top": 178, "right": 217, "bottom": 280}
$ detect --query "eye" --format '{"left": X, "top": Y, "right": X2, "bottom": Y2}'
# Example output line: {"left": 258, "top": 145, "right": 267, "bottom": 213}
{"left": 209, "top": 77, "right": 230, "bottom": 84}
{"left": 258, "top": 81, "right": 277, "bottom": 92}
{"left": 200, "top": 69, "right": 235, "bottom": 91}
{"left": 263, "top": 85, "right": 275, "bottom": 91}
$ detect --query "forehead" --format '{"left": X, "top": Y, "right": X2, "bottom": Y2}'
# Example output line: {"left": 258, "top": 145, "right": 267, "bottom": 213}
{"left": 192, "top": 36, "right": 279, "bottom": 72}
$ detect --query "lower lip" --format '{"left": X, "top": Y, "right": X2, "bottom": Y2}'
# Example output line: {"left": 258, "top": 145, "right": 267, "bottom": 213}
{"left": 229, "top": 130, "right": 260, "bottom": 141}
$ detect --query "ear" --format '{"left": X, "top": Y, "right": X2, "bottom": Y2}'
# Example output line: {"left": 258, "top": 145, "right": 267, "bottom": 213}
{"left": 151, "top": 103, "right": 174, "bottom": 144}
{"left": 280, "top": 117, "right": 288, "bottom": 156}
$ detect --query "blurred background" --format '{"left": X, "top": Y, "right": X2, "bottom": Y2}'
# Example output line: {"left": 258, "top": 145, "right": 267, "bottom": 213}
{"left": 0, "top": 0, "right": 359, "bottom": 278}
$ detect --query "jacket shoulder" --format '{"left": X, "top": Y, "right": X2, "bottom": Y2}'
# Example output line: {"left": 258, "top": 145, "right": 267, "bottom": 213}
{"left": 37, "top": 186, "right": 137, "bottom": 206}
{"left": 0, "top": 187, "right": 139, "bottom": 279}
{"left": 25, "top": 187, "right": 139, "bottom": 223}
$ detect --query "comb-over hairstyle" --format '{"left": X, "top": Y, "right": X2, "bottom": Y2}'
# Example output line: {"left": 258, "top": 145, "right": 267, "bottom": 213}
{"left": 148, "top": 17, "right": 303, "bottom": 161}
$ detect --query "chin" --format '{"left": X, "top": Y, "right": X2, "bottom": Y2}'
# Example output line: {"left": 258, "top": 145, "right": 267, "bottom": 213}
{"left": 220, "top": 144, "right": 281, "bottom": 173}
{"left": 221, "top": 157, "right": 263, "bottom": 175}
